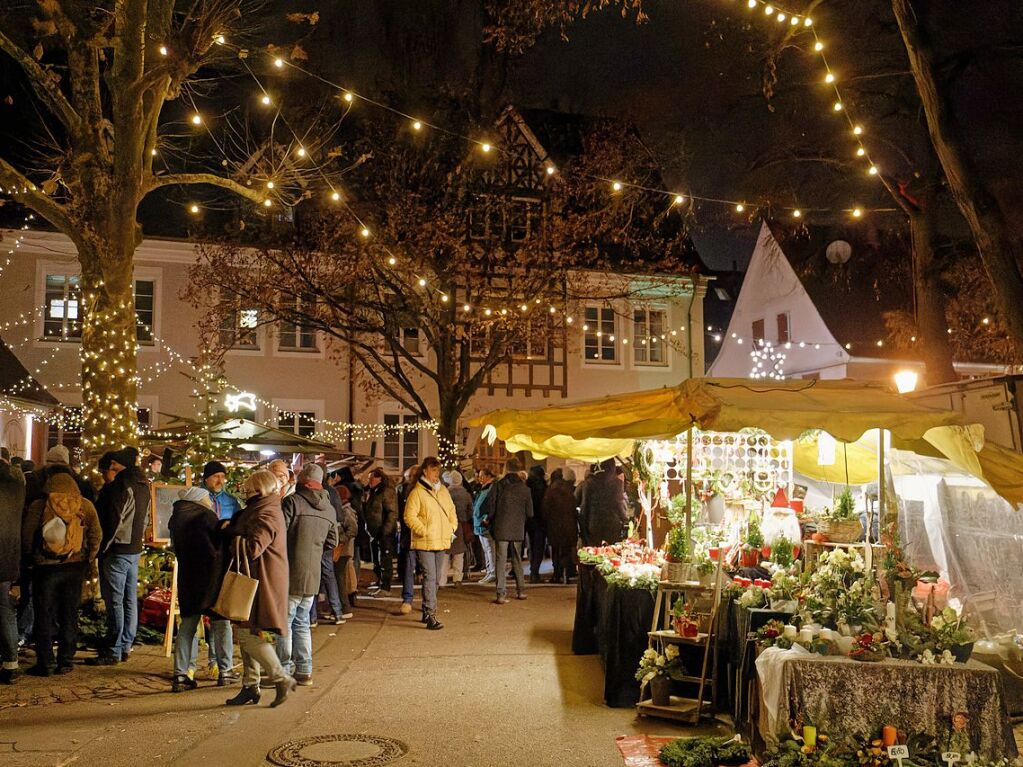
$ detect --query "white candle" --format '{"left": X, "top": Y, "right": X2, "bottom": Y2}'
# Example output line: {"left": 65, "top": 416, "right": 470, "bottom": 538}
{"left": 820, "top": 628, "right": 833, "bottom": 641}
{"left": 783, "top": 624, "right": 798, "bottom": 639}
{"left": 799, "top": 627, "right": 813, "bottom": 643}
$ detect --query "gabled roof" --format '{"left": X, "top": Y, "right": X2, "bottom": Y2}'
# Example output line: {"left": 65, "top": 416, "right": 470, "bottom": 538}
{"left": 0, "top": 338, "right": 60, "bottom": 408}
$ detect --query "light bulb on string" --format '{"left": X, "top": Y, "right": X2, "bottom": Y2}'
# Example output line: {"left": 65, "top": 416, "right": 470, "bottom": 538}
{"left": 825, "top": 73, "right": 835, "bottom": 84}
{"left": 793, "top": 209, "right": 802, "bottom": 218}
{"left": 158, "top": 45, "right": 168, "bottom": 56}
{"left": 388, "top": 257, "right": 397, "bottom": 266}
{"left": 868, "top": 166, "right": 879, "bottom": 176}
{"left": 260, "top": 94, "right": 271, "bottom": 106}
{"left": 833, "top": 102, "right": 843, "bottom": 112}
{"left": 546, "top": 165, "right": 556, "bottom": 175}
{"left": 856, "top": 147, "right": 866, "bottom": 157}
{"left": 343, "top": 92, "right": 354, "bottom": 103}
{"left": 747, "top": 0, "right": 757, "bottom": 7}
{"left": 360, "top": 227, "right": 370, "bottom": 238}
{"left": 735, "top": 203, "right": 745, "bottom": 213}
{"left": 274, "top": 58, "right": 284, "bottom": 68}
{"left": 480, "top": 143, "right": 492, "bottom": 153}
{"left": 418, "top": 278, "right": 427, "bottom": 287}
{"left": 765, "top": 5, "right": 774, "bottom": 15}
{"left": 330, "top": 191, "right": 340, "bottom": 202}
{"left": 462, "top": 304, "right": 471, "bottom": 313}
{"left": 853, "top": 125, "right": 864, "bottom": 136}
{"left": 612, "top": 181, "right": 623, "bottom": 192}
{"left": 814, "top": 41, "right": 824, "bottom": 52}
{"left": 804, "top": 17, "right": 813, "bottom": 26}
{"left": 266, "top": 180, "right": 275, "bottom": 189}
{"left": 777, "top": 12, "right": 786, "bottom": 22}
{"left": 296, "top": 147, "right": 306, "bottom": 157}
{"left": 852, "top": 207, "right": 863, "bottom": 218}
{"left": 412, "top": 120, "right": 422, "bottom": 131}
{"left": 673, "top": 194, "right": 685, "bottom": 205}
{"left": 191, "top": 114, "right": 202, "bottom": 125}
{"left": 189, "top": 204, "right": 200, "bottom": 214}
{"left": 263, "top": 199, "right": 272, "bottom": 208}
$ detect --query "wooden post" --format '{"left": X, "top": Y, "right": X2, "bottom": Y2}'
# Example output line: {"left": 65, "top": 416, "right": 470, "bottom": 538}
{"left": 869, "top": 428, "right": 886, "bottom": 573}
{"left": 163, "top": 557, "right": 179, "bottom": 658}
{"left": 685, "top": 425, "right": 694, "bottom": 553}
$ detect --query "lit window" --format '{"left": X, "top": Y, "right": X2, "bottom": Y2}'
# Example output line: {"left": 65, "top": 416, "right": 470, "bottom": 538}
{"left": 278, "top": 411, "right": 316, "bottom": 438}
{"left": 135, "top": 280, "right": 155, "bottom": 344}
{"left": 634, "top": 308, "right": 667, "bottom": 365}
{"left": 401, "top": 328, "right": 422, "bottom": 356}
{"left": 584, "top": 306, "right": 617, "bottom": 363}
{"left": 44, "top": 275, "right": 82, "bottom": 340}
{"left": 219, "top": 302, "right": 259, "bottom": 349}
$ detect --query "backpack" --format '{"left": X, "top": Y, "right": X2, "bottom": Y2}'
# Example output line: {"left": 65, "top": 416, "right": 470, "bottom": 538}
{"left": 105, "top": 483, "right": 137, "bottom": 553}
{"left": 41, "top": 492, "right": 85, "bottom": 559}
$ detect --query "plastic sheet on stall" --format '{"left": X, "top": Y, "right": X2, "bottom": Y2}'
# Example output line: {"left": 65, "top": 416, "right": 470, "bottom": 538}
{"left": 891, "top": 449, "right": 1023, "bottom": 636}
{"left": 615, "top": 735, "right": 678, "bottom": 767}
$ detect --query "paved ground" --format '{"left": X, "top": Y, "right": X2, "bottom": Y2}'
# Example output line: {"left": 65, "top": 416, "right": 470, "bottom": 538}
{"left": 1, "top": 581, "right": 725, "bottom": 767}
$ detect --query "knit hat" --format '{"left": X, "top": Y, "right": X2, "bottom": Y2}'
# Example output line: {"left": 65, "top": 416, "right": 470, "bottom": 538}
{"left": 442, "top": 470, "right": 463, "bottom": 487}
{"left": 203, "top": 460, "right": 227, "bottom": 480}
{"left": 298, "top": 463, "right": 324, "bottom": 485}
{"left": 45, "top": 445, "right": 70, "bottom": 466}
{"left": 98, "top": 451, "right": 117, "bottom": 471}
{"left": 110, "top": 446, "right": 139, "bottom": 468}
{"left": 178, "top": 486, "right": 213, "bottom": 509}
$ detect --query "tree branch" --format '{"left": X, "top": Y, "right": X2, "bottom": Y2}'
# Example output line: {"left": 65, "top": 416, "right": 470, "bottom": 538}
{"left": 0, "top": 30, "right": 80, "bottom": 131}
{"left": 143, "top": 172, "right": 266, "bottom": 203}
{"left": 0, "top": 156, "right": 75, "bottom": 236}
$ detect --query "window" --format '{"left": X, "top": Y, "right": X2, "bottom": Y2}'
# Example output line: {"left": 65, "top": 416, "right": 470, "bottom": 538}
{"left": 46, "top": 407, "right": 82, "bottom": 465}
{"left": 383, "top": 414, "right": 420, "bottom": 471}
{"left": 584, "top": 306, "right": 617, "bottom": 363}
{"left": 507, "top": 317, "right": 550, "bottom": 361}
{"left": 776, "top": 313, "right": 790, "bottom": 344}
{"left": 469, "top": 195, "right": 500, "bottom": 240}
{"left": 278, "top": 411, "right": 316, "bottom": 438}
{"left": 400, "top": 328, "right": 422, "bottom": 356}
{"left": 219, "top": 302, "right": 260, "bottom": 349}
{"left": 134, "top": 280, "right": 155, "bottom": 344}
{"left": 633, "top": 308, "right": 667, "bottom": 365}
{"left": 137, "top": 408, "right": 151, "bottom": 428}
{"left": 508, "top": 198, "right": 541, "bottom": 242}
{"left": 752, "top": 318, "right": 765, "bottom": 343}
{"left": 278, "top": 296, "right": 317, "bottom": 351}
{"left": 44, "top": 274, "right": 82, "bottom": 340}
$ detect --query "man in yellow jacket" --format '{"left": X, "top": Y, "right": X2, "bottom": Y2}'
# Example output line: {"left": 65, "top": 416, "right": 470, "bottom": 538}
{"left": 403, "top": 457, "right": 457, "bottom": 630}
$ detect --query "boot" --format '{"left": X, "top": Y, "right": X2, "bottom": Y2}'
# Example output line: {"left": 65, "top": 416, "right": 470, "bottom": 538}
{"left": 270, "top": 676, "right": 297, "bottom": 708}
{"left": 172, "top": 675, "right": 198, "bottom": 693}
{"left": 226, "top": 686, "right": 261, "bottom": 706}
{"left": 425, "top": 614, "right": 444, "bottom": 631}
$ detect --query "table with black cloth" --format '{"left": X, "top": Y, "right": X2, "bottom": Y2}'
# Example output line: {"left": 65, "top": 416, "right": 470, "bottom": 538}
{"left": 758, "top": 652, "right": 1018, "bottom": 759}
{"left": 715, "top": 601, "right": 795, "bottom": 723}
{"left": 572, "top": 562, "right": 655, "bottom": 707}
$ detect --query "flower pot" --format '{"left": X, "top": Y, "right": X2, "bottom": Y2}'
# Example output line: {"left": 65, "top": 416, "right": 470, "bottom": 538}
{"left": 664, "top": 561, "right": 690, "bottom": 584}
{"left": 950, "top": 642, "right": 974, "bottom": 663}
{"left": 739, "top": 549, "right": 761, "bottom": 568}
{"left": 649, "top": 674, "right": 671, "bottom": 706}
{"left": 761, "top": 545, "right": 772, "bottom": 560}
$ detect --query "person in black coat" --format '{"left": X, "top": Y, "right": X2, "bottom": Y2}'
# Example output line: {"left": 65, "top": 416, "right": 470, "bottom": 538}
{"left": 0, "top": 455, "right": 26, "bottom": 683}
{"left": 578, "top": 458, "right": 628, "bottom": 546}
{"left": 484, "top": 458, "right": 534, "bottom": 604}
{"left": 525, "top": 465, "right": 548, "bottom": 584}
{"left": 168, "top": 487, "right": 224, "bottom": 692}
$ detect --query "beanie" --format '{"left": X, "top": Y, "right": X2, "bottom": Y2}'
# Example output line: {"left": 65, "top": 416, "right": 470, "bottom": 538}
{"left": 45, "top": 444, "right": 70, "bottom": 466}
{"left": 178, "top": 486, "right": 213, "bottom": 509}
{"left": 110, "top": 446, "right": 139, "bottom": 468}
{"left": 203, "top": 460, "right": 227, "bottom": 480}
{"left": 442, "top": 470, "right": 463, "bottom": 487}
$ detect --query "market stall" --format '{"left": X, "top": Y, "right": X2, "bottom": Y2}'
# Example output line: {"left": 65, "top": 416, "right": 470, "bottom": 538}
{"left": 475, "top": 377, "right": 1023, "bottom": 759}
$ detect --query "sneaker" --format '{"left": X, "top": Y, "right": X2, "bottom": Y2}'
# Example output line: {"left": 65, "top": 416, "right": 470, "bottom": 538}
{"left": 217, "top": 671, "right": 240, "bottom": 687}
{"left": 398, "top": 603, "right": 412, "bottom": 615}
{"left": 295, "top": 673, "right": 313, "bottom": 686}
{"left": 479, "top": 575, "right": 496, "bottom": 584}
{"left": 341, "top": 612, "right": 353, "bottom": 620}
{"left": 85, "top": 653, "right": 118, "bottom": 666}
{"left": 494, "top": 596, "right": 509, "bottom": 605}
{"left": 0, "top": 668, "right": 19, "bottom": 684}
{"left": 332, "top": 615, "right": 347, "bottom": 625}
{"left": 515, "top": 593, "right": 527, "bottom": 601}
{"left": 172, "top": 675, "right": 198, "bottom": 693}
{"left": 309, "top": 620, "right": 319, "bottom": 628}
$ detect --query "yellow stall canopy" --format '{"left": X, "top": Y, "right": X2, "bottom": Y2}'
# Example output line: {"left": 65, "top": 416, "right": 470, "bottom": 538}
{"left": 473, "top": 377, "right": 1023, "bottom": 507}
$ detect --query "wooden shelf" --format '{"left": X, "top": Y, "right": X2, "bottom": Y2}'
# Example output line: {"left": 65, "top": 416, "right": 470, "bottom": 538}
{"left": 636, "top": 696, "right": 704, "bottom": 722}
{"left": 649, "top": 630, "right": 709, "bottom": 645}
{"left": 657, "top": 580, "right": 716, "bottom": 591}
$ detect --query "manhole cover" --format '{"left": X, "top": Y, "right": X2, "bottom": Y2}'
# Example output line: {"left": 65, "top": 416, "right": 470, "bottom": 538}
{"left": 267, "top": 734, "right": 409, "bottom": 767}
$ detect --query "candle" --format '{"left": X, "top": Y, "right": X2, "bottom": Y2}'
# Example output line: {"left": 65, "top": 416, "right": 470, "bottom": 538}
{"left": 803, "top": 726, "right": 817, "bottom": 748}
{"left": 882, "top": 726, "right": 897, "bottom": 746}
{"left": 783, "top": 624, "right": 799, "bottom": 639}
{"left": 799, "top": 627, "right": 814, "bottom": 643}
{"left": 820, "top": 628, "right": 834, "bottom": 641}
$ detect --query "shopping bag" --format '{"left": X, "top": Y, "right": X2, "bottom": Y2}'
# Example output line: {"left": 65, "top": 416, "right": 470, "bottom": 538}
{"left": 213, "top": 538, "right": 259, "bottom": 622}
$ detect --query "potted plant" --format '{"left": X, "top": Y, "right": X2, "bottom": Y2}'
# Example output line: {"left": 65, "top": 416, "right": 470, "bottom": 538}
{"left": 741, "top": 513, "right": 764, "bottom": 567}
{"left": 663, "top": 526, "right": 690, "bottom": 583}
{"left": 930, "top": 607, "right": 976, "bottom": 662}
{"left": 770, "top": 536, "right": 796, "bottom": 568}
{"left": 848, "top": 632, "right": 890, "bottom": 662}
{"left": 767, "top": 570, "right": 800, "bottom": 613}
{"left": 671, "top": 599, "right": 701, "bottom": 638}
{"left": 692, "top": 550, "right": 718, "bottom": 587}
{"left": 817, "top": 489, "right": 862, "bottom": 543}
{"left": 635, "top": 645, "right": 687, "bottom": 706}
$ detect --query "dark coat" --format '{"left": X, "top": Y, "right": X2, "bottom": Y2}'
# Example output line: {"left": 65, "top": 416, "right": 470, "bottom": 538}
{"left": 168, "top": 500, "right": 222, "bottom": 616}
{"left": 526, "top": 467, "right": 548, "bottom": 529}
{"left": 447, "top": 484, "right": 473, "bottom": 556}
{"left": 578, "top": 458, "right": 628, "bottom": 546}
{"left": 282, "top": 485, "right": 338, "bottom": 597}
{"left": 0, "top": 461, "right": 26, "bottom": 582}
{"left": 228, "top": 493, "right": 289, "bottom": 635}
{"left": 544, "top": 478, "right": 579, "bottom": 550}
{"left": 484, "top": 474, "right": 534, "bottom": 542}
{"left": 27, "top": 464, "right": 96, "bottom": 508}
{"left": 364, "top": 484, "right": 398, "bottom": 538}
{"left": 97, "top": 466, "right": 151, "bottom": 556}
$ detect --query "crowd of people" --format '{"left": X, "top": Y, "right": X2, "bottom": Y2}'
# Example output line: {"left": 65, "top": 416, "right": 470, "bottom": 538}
{"left": 0, "top": 446, "right": 632, "bottom": 708}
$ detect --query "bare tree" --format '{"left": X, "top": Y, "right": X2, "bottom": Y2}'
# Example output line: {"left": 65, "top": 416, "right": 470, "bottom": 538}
{"left": 187, "top": 116, "right": 698, "bottom": 453}
{"left": 0, "top": 1, "right": 320, "bottom": 458}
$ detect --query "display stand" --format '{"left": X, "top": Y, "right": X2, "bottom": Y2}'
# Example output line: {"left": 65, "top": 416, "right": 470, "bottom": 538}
{"left": 637, "top": 566, "right": 723, "bottom": 723}
{"left": 163, "top": 557, "right": 179, "bottom": 657}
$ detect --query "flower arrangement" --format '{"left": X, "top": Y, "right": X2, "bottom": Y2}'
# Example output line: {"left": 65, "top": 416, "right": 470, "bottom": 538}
{"left": 848, "top": 632, "right": 890, "bottom": 662}
{"left": 659, "top": 736, "right": 750, "bottom": 767}
{"left": 577, "top": 542, "right": 664, "bottom": 591}
{"left": 671, "top": 600, "right": 701, "bottom": 637}
{"left": 768, "top": 570, "right": 800, "bottom": 609}
{"left": 831, "top": 488, "right": 857, "bottom": 521}
{"left": 635, "top": 644, "right": 687, "bottom": 684}
{"left": 929, "top": 607, "right": 975, "bottom": 652}
{"left": 800, "top": 549, "right": 877, "bottom": 630}
{"left": 665, "top": 525, "right": 690, "bottom": 562}
{"left": 738, "top": 585, "right": 768, "bottom": 609}
{"left": 755, "top": 619, "right": 795, "bottom": 649}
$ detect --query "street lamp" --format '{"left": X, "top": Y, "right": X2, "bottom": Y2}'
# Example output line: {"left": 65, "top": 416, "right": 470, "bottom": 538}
{"left": 894, "top": 370, "right": 919, "bottom": 394}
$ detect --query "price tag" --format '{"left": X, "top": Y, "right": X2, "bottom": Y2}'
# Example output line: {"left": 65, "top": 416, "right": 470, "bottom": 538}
{"left": 942, "top": 752, "right": 962, "bottom": 767}
{"left": 888, "top": 745, "right": 910, "bottom": 767}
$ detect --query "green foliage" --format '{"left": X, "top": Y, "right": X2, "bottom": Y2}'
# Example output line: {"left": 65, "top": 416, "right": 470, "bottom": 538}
{"left": 665, "top": 525, "right": 689, "bottom": 561}
{"left": 772, "top": 535, "right": 795, "bottom": 567}
{"left": 744, "top": 512, "right": 764, "bottom": 549}
{"left": 762, "top": 739, "right": 852, "bottom": 767}
{"left": 831, "top": 488, "right": 857, "bottom": 521}
{"left": 668, "top": 493, "right": 699, "bottom": 525}
{"left": 659, "top": 736, "right": 751, "bottom": 767}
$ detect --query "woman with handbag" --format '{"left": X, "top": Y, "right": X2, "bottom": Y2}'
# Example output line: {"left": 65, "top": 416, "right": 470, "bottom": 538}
{"left": 221, "top": 470, "right": 295, "bottom": 707}
{"left": 403, "top": 457, "right": 457, "bottom": 631}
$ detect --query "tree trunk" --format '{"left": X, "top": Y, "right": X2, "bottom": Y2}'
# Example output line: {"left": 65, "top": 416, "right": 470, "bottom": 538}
{"left": 892, "top": 0, "right": 1023, "bottom": 358}
{"left": 436, "top": 398, "right": 462, "bottom": 467}
{"left": 909, "top": 206, "right": 957, "bottom": 385}
{"left": 77, "top": 232, "right": 140, "bottom": 460}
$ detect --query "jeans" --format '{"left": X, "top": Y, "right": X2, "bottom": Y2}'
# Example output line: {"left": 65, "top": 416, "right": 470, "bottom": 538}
{"left": 494, "top": 540, "right": 525, "bottom": 598}
{"left": 174, "top": 613, "right": 202, "bottom": 678}
{"left": 238, "top": 629, "right": 286, "bottom": 689}
{"left": 320, "top": 550, "right": 343, "bottom": 617}
{"left": 373, "top": 534, "right": 395, "bottom": 588}
{"left": 528, "top": 526, "right": 547, "bottom": 580}
{"left": 32, "top": 563, "right": 85, "bottom": 668}
{"left": 17, "top": 578, "right": 33, "bottom": 643}
{"left": 401, "top": 547, "right": 416, "bottom": 604}
{"left": 1, "top": 581, "right": 18, "bottom": 670}
{"left": 332, "top": 556, "right": 353, "bottom": 614}
{"left": 99, "top": 553, "right": 140, "bottom": 656}
{"left": 448, "top": 553, "right": 464, "bottom": 583}
{"left": 275, "top": 595, "right": 314, "bottom": 676}
{"left": 207, "top": 618, "right": 234, "bottom": 674}
{"left": 416, "top": 550, "right": 446, "bottom": 615}
{"left": 479, "top": 534, "right": 496, "bottom": 578}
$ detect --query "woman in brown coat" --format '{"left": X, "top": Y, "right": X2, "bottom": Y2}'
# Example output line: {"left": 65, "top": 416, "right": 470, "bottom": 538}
{"left": 543, "top": 468, "right": 580, "bottom": 584}
{"left": 223, "top": 470, "right": 295, "bottom": 708}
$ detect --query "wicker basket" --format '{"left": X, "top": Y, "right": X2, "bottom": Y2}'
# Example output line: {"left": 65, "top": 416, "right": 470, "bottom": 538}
{"left": 817, "top": 517, "right": 863, "bottom": 543}
{"left": 663, "top": 561, "right": 691, "bottom": 584}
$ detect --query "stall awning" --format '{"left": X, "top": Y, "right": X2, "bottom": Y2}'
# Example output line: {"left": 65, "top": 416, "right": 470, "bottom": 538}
{"left": 475, "top": 378, "right": 962, "bottom": 460}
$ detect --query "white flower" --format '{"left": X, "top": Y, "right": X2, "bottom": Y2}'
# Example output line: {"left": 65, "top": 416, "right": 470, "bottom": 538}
{"left": 655, "top": 655, "right": 666, "bottom": 667}
{"left": 643, "top": 649, "right": 658, "bottom": 662}
{"left": 665, "top": 644, "right": 679, "bottom": 661}
{"left": 932, "top": 616, "right": 946, "bottom": 631}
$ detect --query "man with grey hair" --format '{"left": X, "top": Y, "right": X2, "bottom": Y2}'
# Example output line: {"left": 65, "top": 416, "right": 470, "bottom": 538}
{"left": 442, "top": 471, "right": 474, "bottom": 585}
{"left": 483, "top": 458, "right": 533, "bottom": 604}
{"left": 277, "top": 464, "right": 338, "bottom": 686}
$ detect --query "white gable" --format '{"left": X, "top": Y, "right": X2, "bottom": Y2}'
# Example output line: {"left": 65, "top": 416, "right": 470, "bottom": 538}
{"left": 708, "top": 222, "right": 850, "bottom": 379}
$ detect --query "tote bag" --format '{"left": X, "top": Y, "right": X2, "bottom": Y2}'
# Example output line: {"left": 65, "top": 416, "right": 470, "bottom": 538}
{"left": 213, "top": 538, "right": 259, "bottom": 622}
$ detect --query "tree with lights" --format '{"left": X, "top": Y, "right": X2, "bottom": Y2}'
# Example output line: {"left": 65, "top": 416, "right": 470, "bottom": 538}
{"left": 0, "top": 2, "right": 314, "bottom": 460}
{"left": 188, "top": 114, "right": 699, "bottom": 455}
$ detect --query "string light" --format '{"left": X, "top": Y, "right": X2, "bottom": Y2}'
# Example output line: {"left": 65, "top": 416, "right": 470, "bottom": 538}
{"left": 274, "top": 58, "right": 284, "bottom": 68}
{"left": 612, "top": 181, "right": 623, "bottom": 192}
{"left": 360, "top": 227, "right": 370, "bottom": 238}
{"left": 412, "top": 120, "right": 422, "bottom": 131}
{"left": 673, "top": 194, "right": 685, "bottom": 205}
{"left": 260, "top": 94, "right": 272, "bottom": 106}
{"left": 480, "top": 143, "right": 492, "bottom": 153}
{"left": 824, "top": 73, "right": 835, "bottom": 84}
{"left": 868, "top": 165, "right": 879, "bottom": 176}
{"left": 852, "top": 207, "right": 863, "bottom": 218}
{"left": 792, "top": 209, "right": 801, "bottom": 218}
{"left": 343, "top": 92, "right": 354, "bottom": 103}
{"left": 158, "top": 45, "right": 168, "bottom": 56}
{"left": 735, "top": 204, "right": 745, "bottom": 213}
{"left": 191, "top": 114, "right": 202, "bottom": 125}
{"left": 189, "top": 204, "right": 200, "bottom": 214}
{"left": 263, "top": 199, "right": 272, "bottom": 207}
{"left": 296, "top": 147, "right": 306, "bottom": 157}
{"left": 330, "top": 191, "right": 341, "bottom": 202}
{"left": 853, "top": 126, "right": 864, "bottom": 136}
